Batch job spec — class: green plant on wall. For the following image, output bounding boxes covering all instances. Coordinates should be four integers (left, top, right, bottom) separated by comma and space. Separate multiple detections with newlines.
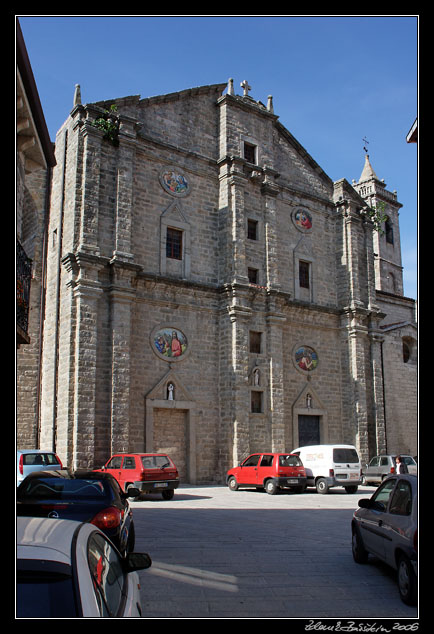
366, 200, 388, 234
92, 104, 120, 146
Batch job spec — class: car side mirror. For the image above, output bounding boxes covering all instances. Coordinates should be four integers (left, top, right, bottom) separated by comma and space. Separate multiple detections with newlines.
358, 498, 385, 512
358, 498, 371, 509
124, 552, 152, 572
126, 487, 140, 498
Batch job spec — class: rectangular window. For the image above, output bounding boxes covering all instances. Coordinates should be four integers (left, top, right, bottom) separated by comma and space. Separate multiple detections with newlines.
248, 268, 259, 284
247, 219, 258, 240
299, 261, 310, 289
251, 391, 263, 413
249, 331, 262, 354
244, 142, 256, 164
166, 228, 183, 260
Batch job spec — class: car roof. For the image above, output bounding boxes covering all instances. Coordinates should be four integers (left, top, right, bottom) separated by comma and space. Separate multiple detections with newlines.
19, 469, 116, 481
293, 444, 357, 450
17, 517, 90, 564
17, 449, 57, 455
111, 452, 169, 456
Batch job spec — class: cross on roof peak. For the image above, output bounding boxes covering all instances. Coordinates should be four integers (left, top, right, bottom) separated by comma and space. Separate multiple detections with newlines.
240, 80, 252, 97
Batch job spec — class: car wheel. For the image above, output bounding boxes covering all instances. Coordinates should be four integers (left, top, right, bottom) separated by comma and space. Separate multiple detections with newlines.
352, 525, 369, 564
397, 554, 417, 605
316, 478, 329, 494
162, 489, 174, 500
227, 477, 238, 491
265, 479, 278, 495
345, 485, 358, 494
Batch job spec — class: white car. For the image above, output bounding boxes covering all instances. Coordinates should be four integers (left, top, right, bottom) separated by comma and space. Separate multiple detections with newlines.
351, 474, 417, 605
291, 444, 362, 493
17, 449, 63, 486
17, 517, 151, 617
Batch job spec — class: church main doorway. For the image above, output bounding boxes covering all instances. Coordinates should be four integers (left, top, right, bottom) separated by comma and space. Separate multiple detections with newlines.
297, 415, 320, 447
153, 408, 188, 481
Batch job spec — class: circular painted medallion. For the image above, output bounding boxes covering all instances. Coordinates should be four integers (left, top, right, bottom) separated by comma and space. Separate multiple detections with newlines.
151, 326, 189, 362
292, 208, 313, 232
159, 168, 190, 197
294, 345, 318, 373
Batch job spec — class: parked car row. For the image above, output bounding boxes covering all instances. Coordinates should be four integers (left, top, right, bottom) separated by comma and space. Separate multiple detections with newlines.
226, 444, 363, 495
225, 444, 418, 607
16, 446, 418, 613
16, 449, 180, 618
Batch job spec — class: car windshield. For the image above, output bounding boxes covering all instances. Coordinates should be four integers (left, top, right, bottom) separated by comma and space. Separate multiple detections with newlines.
17, 562, 77, 617
333, 448, 359, 463
21, 453, 60, 466
279, 455, 302, 467
18, 477, 110, 500
141, 456, 171, 469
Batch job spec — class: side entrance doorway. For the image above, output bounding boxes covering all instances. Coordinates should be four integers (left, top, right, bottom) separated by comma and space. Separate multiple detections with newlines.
298, 415, 320, 447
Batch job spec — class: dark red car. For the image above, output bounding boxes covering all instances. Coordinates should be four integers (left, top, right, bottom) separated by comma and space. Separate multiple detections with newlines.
227, 452, 307, 494
96, 453, 179, 500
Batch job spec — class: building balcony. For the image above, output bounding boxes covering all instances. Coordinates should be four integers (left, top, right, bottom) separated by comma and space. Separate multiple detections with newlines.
17, 239, 32, 345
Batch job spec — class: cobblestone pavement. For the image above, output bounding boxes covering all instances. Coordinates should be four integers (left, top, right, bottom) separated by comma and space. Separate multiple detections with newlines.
130, 485, 418, 620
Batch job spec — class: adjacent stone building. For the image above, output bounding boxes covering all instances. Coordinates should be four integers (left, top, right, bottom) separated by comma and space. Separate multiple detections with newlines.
16, 20, 56, 448
20, 78, 417, 482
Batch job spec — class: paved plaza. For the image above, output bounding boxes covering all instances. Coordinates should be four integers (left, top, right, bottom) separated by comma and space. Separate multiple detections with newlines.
130, 484, 418, 620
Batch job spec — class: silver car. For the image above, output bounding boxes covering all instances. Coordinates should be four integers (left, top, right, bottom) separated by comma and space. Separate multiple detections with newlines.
17, 517, 151, 617
362, 454, 417, 485
17, 449, 63, 486
351, 474, 417, 605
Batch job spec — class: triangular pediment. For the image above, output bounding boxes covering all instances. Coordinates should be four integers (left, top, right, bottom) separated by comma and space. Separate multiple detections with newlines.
146, 368, 194, 403
161, 200, 189, 226
293, 383, 325, 412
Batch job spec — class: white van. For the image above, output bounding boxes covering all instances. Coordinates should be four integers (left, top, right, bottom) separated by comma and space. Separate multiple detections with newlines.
291, 444, 362, 494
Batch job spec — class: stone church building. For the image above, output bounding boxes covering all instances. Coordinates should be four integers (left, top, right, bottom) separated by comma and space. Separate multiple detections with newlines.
20, 79, 417, 483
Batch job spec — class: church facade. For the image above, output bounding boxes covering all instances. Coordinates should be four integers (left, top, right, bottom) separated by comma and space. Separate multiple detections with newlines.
26, 79, 416, 483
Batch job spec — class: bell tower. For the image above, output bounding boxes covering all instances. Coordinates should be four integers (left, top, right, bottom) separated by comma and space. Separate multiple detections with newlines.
353, 153, 404, 296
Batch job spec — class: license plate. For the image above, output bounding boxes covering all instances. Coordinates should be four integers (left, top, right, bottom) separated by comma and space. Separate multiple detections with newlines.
287, 479, 298, 484
154, 482, 168, 488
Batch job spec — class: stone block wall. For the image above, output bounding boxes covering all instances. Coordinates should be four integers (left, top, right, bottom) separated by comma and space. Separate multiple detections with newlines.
33, 81, 416, 481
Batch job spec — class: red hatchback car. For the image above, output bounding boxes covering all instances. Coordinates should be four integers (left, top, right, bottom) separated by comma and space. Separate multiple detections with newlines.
227, 452, 307, 494
96, 453, 180, 500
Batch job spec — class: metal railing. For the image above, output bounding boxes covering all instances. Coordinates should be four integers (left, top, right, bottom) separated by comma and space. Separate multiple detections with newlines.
17, 239, 32, 335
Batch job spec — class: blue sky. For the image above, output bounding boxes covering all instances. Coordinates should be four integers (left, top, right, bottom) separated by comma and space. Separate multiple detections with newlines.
18, 15, 418, 300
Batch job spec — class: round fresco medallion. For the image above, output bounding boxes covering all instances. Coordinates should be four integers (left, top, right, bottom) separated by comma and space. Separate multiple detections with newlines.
294, 345, 318, 373
292, 208, 313, 232
159, 168, 190, 197
151, 327, 189, 362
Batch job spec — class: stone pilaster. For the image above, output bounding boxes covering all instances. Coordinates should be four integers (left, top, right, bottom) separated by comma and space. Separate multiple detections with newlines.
369, 322, 387, 456
261, 167, 281, 290
72, 252, 104, 468
113, 117, 138, 261
218, 282, 252, 467
344, 308, 370, 465
78, 122, 103, 255
266, 293, 286, 451
108, 261, 139, 454
228, 159, 249, 285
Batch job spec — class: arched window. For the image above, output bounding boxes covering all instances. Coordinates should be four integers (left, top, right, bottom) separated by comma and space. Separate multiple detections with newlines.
385, 217, 394, 244
402, 337, 416, 364
402, 341, 410, 363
